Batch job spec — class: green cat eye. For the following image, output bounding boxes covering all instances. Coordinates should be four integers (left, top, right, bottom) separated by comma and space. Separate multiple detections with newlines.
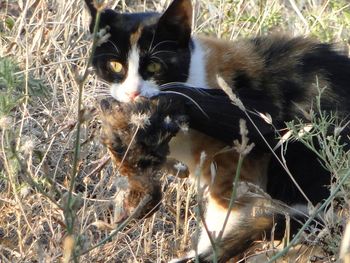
146, 62, 161, 73
109, 61, 123, 73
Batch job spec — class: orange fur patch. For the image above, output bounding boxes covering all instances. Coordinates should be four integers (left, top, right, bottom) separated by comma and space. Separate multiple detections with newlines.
198, 36, 264, 89
130, 26, 143, 46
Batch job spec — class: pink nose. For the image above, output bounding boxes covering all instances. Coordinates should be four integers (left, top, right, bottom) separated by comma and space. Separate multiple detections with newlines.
127, 91, 140, 100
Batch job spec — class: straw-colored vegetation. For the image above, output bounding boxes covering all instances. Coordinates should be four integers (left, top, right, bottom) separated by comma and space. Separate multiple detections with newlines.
0, 0, 349, 262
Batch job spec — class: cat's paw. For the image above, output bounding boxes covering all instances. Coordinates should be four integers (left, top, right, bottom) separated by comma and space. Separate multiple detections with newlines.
169, 250, 196, 263
162, 158, 189, 178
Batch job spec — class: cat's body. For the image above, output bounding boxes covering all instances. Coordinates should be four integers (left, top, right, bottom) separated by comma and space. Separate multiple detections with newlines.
85, 0, 350, 262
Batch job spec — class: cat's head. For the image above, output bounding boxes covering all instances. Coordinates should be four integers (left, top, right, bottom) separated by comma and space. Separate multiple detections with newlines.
85, 0, 193, 102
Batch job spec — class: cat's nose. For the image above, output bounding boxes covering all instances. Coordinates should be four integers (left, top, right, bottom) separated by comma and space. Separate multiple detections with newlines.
127, 91, 140, 100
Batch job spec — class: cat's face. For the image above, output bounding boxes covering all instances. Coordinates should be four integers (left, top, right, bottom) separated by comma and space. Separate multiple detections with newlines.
86, 0, 193, 102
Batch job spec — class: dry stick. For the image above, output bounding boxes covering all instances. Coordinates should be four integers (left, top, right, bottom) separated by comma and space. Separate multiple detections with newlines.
267, 168, 350, 263
85, 155, 110, 178
1, 130, 39, 240
116, 125, 140, 173
77, 194, 152, 257
288, 0, 309, 32
15, 9, 30, 152
21, 159, 64, 210
14, 57, 86, 75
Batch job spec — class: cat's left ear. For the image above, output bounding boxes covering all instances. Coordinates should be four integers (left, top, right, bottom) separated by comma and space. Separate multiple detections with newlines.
157, 0, 193, 46
84, 0, 97, 32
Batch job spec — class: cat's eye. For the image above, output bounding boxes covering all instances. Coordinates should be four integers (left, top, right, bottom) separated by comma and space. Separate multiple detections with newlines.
109, 61, 123, 73
146, 62, 161, 73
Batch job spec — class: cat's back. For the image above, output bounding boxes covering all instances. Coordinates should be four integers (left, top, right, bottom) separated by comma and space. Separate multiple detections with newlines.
197, 34, 350, 113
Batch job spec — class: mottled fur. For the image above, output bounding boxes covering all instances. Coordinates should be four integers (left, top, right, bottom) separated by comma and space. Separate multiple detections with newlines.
99, 96, 187, 219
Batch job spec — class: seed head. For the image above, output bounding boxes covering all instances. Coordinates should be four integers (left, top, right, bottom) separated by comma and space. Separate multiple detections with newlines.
0, 116, 12, 130
130, 112, 151, 129
21, 138, 35, 155
173, 161, 187, 172
233, 119, 255, 155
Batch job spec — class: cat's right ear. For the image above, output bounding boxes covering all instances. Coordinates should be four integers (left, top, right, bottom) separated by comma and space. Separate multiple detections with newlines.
84, 0, 97, 32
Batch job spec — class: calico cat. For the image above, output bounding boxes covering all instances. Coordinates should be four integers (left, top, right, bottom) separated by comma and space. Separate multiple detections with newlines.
85, 0, 350, 262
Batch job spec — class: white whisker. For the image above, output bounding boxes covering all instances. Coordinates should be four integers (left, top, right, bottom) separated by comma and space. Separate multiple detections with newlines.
96, 79, 110, 86
149, 40, 177, 54
160, 82, 188, 87
107, 40, 120, 55
90, 92, 110, 96
159, 91, 209, 118
93, 53, 119, 59
159, 83, 211, 95
151, 50, 177, 56
148, 30, 156, 53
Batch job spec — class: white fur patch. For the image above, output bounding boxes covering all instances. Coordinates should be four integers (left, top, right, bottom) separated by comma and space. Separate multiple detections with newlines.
110, 45, 159, 102
170, 197, 240, 262
185, 38, 208, 88
197, 197, 240, 255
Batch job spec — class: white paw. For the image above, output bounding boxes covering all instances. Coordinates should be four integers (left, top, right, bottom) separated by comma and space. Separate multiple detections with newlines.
168, 250, 195, 263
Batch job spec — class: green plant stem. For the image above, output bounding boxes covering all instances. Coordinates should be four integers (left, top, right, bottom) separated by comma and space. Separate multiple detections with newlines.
221, 79, 312, 205
65, 9, 102, 234
62, 7, 103, 263
217, 153, 244, 243
267, 168, 350, 263
197, 203, 218, 262
193, 153, 219, 262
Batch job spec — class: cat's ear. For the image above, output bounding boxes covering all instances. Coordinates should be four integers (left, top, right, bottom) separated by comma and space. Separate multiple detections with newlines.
84, 0, 97, 32
157, 0, 192, 46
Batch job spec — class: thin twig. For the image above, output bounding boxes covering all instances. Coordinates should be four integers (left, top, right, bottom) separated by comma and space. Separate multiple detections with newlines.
77, 194, 152, 257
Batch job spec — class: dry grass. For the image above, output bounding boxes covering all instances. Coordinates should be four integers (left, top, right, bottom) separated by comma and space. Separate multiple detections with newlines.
0, 0, 350, 262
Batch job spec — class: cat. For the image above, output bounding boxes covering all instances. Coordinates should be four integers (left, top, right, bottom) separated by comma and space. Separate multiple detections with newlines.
84, 0, 350, 262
